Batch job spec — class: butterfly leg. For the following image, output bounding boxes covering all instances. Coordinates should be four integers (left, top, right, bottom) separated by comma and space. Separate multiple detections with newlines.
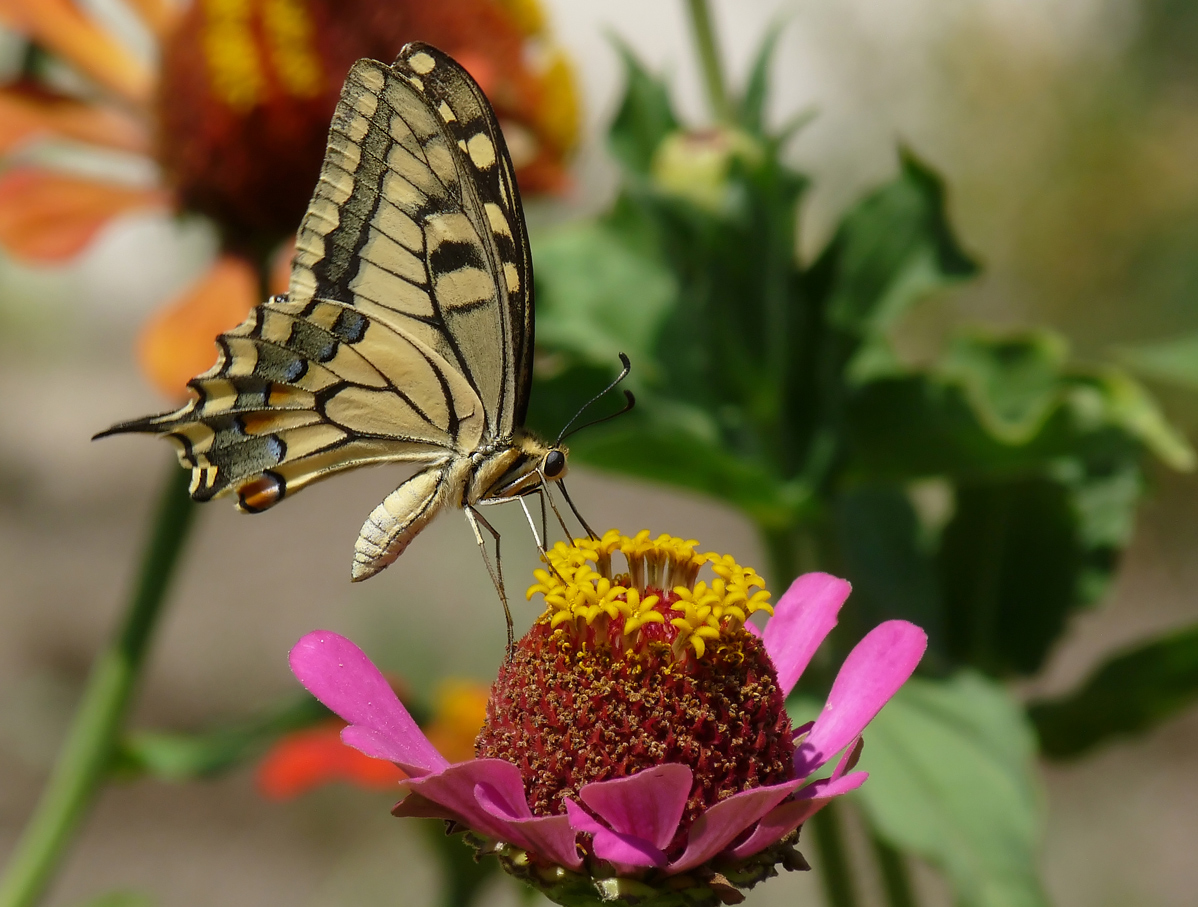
520, 490, 578, 585
517, 493, 546, 554
542, 483, 575, 540
464, 505, 513, 654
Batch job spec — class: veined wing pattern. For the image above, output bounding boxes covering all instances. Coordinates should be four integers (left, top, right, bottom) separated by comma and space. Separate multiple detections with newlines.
100, 44, 536, 522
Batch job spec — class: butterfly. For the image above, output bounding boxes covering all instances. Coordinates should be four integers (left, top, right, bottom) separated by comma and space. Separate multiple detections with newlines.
97, 43, 631, 643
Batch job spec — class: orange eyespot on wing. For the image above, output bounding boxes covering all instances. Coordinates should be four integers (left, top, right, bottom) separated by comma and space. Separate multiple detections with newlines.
237, 472, 286, 513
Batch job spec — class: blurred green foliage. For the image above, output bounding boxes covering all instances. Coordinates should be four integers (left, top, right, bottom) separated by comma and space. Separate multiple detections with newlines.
523, 34, 1198, 907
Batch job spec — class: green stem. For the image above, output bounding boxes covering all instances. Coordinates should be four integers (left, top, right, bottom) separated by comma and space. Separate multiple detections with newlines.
683, 0, 733, 123
809, 802, 859, 907
872, 834, 919, 907
425, 821, 495, 907
0, 466, 196, 907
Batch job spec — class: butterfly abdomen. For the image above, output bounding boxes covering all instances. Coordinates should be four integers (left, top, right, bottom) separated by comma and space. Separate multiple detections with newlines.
352, 463, 459, 581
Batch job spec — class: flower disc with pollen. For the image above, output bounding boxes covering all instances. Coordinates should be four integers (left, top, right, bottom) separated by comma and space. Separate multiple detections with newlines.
288, 536, 930, 905
477, 532, 795, 858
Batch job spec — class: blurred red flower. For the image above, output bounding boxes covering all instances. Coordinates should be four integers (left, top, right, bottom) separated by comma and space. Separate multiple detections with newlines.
0, 0, 578, 396
257, 678, 489, 800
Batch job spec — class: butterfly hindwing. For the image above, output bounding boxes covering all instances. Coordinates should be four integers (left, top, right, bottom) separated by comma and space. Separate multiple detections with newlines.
99, 298, 485, 510
289, 43, 533, 442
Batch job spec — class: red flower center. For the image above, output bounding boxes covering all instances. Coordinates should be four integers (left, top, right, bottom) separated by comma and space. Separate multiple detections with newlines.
476, 533, 795, 858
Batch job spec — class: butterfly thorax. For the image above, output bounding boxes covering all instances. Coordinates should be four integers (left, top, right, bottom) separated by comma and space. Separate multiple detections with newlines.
461, 433, 566, 506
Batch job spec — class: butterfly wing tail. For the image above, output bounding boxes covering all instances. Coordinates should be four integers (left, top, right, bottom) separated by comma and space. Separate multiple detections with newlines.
93, 405, 195, 441
352, 464, 451, 582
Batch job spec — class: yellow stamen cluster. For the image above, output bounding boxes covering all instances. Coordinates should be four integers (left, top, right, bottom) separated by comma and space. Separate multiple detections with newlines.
526, 530, 774, 660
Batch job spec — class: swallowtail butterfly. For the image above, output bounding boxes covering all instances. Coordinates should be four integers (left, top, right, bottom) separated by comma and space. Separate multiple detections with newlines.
99, 44, 629, 641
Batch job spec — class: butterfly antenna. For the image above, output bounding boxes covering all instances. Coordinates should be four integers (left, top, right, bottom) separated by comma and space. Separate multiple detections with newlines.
555, 353, 634, 446
556, 479, 598, 540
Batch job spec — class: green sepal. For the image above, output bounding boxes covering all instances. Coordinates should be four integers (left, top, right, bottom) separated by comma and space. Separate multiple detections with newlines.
736, 25, 783, 136
608, 40, 680, 175
479, 830, 808, 907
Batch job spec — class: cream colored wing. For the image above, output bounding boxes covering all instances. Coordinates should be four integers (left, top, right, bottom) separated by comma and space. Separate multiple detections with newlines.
97, 298, 483, 511
289, 44, 534, 441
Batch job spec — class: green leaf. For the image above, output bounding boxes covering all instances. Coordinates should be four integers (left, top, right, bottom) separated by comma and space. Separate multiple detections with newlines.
938, 478, 1082, 676
849, 673, 1050, 907
843, 335, 1193, 482
1029, 623, 1198, 758
830, 486, 943, 655
1087, 369, 1195, 471
112, 694, 329, 781
533, 221, 677, 379
607, 41, 680, 175
1118, 331, 1198, 392
810, 148, 977, 380
938, 331, 1192, 468
938, 331, 1069, 445
565, 415, 806, 530
844, 377, 1120, 482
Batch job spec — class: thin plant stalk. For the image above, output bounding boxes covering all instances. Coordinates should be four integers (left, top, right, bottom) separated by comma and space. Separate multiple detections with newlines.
0, 466, 196, 907
872, 833, 919, 907
683, 0, 733, 123
809, 802, 860, 907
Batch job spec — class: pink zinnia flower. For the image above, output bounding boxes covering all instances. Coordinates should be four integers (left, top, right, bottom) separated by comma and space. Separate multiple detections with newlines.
289, 531, 926, 904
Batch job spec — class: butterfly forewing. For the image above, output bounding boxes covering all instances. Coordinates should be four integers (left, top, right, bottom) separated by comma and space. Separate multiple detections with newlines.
100, 43, 535, 521
289, 44, 533, 441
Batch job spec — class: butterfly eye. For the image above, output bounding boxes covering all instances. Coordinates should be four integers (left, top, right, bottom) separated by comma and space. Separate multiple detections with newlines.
543, 450, 566, 479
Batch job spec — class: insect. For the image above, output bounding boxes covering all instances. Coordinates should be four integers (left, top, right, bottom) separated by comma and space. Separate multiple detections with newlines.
97, 43, 631, 646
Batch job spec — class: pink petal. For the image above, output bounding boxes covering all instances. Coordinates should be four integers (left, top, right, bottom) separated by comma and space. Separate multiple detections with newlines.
763, 573, 853, 696
566, 800, 667, 872
726, 771, 869, 860
794, 621, 926, 777
396, 760, 580, 867
391, 791, 453, 820
398, 759, 528, 841
796, 770, 868, 802
668, 779, 801, 874
289, 631, 448, 777
475, 786, 582, 869
580, 764, 692, 849
831, 737, 864, 779
726, 799, 812, 859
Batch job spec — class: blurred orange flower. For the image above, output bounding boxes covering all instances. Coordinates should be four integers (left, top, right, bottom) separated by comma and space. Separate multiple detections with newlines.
256, 678, 489, 800
0, 0, 578, 397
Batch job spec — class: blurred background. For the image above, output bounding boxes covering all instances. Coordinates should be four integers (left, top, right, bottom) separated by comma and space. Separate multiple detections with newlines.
0, 1, 1196, 905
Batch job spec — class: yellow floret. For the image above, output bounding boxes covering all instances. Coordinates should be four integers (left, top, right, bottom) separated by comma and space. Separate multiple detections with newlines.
526, 530, 775, 662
